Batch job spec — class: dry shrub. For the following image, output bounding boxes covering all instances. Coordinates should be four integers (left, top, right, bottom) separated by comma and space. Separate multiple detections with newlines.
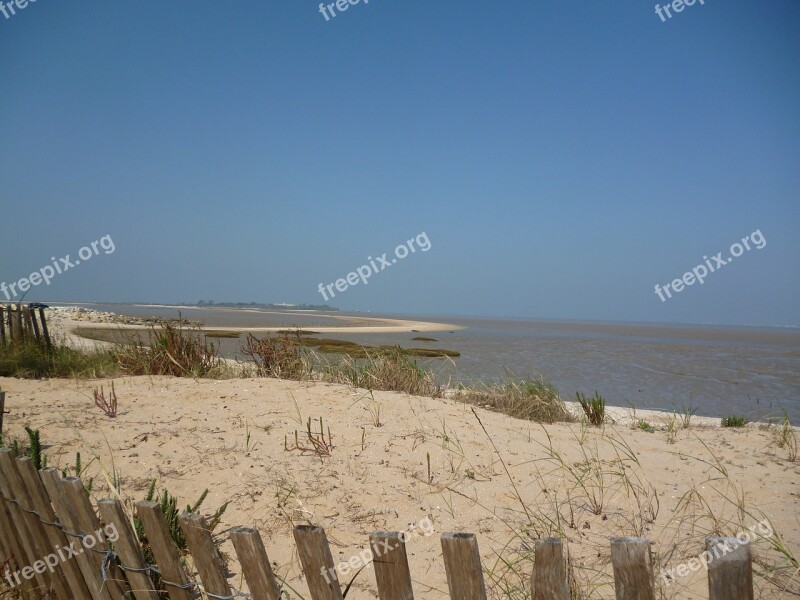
242, 332, 312, 380
324, 347, 443, 397
455, 377, 573, 423
116, 322, 222, 377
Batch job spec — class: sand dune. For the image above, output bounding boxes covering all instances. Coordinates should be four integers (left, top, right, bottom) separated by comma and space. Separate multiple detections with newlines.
0, 376, 797, 598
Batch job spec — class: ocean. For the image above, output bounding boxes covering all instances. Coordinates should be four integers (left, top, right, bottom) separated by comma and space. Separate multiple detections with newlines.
70, 304, 800, 422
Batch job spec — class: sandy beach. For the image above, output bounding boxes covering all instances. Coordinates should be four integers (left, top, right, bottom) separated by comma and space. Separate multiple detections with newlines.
0, 375, 796, 599
44, 305, 464, 341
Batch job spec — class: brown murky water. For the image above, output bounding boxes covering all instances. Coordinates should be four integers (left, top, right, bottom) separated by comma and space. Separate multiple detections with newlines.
75, 304, 800, 421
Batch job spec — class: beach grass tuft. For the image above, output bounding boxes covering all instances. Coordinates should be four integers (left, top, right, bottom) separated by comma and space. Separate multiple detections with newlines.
242, 331, 313, 380
721, 415, 748, 428
455, 377, 573, 423
576, 391, 606, 426
115, 322, 224, 378
0, 338, 118, 379
323, 347, 443, 397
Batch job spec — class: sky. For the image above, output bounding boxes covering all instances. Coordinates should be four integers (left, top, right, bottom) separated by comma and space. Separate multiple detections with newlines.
1, 0, 798, 326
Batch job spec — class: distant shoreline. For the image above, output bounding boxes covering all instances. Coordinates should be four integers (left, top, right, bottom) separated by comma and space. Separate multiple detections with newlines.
47, 303, 465, 335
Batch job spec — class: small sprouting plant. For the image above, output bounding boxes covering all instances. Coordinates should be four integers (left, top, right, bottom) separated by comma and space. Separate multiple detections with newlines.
244, 419, 256, 452
23, 427, 47, 470
284, 417, 334, 457
665, 414, 679, 444
722, 415, 748, 428
777, 413, 797, 462
134, 480, 227, 561
576, 391, 605, 426
680, 400, 698, 429
365, 391, 383, 428
427, 452, 433, 486
62, 452, 95, 491
93, 381, 118, 417
636, 420, 655, 433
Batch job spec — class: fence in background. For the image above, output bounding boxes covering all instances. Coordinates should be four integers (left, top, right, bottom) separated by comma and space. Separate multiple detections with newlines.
0, 449, 755, 600
0, 303, 51, 350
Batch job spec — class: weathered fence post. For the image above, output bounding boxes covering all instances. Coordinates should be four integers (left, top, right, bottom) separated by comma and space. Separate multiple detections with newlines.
135, 500, 197, 600
59, 477, 130, 599
39, 468, 113, 600
0, 389, 6, 436
532, 538, 569, 600
0, 457, 33, 593
0, 455, 51, 593
0, 305, 6, 348
29, 304, 42, 344
0, 450, 69, 600
37, 305, 52, 349
610, 537, 656, 600
22, 306, 36, 344
10, 305, 23, 345
97, 499, 161, 600
15, 457, 92, 600
293, 525, 344, 600
370, 531, 415, 600
441, 532, 488, 600
179, 512, 232, 600
230, 527, 282, 600
706, 537, 754, 600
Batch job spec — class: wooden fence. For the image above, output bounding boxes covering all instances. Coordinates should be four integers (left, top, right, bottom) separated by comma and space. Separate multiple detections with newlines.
0, 303, 51, 349
0, 451, 755, 600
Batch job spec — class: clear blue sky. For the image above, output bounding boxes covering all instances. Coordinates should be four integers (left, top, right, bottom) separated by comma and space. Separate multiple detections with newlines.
1, 0, 798, 326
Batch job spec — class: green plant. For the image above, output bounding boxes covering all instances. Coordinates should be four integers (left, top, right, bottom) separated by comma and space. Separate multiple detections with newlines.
665, 414, 679, 444
679, 400, 698, 429
134, 480, 228, 564
116, 322, 223, 378
23, 427, 47, 470
0, 340, 118, 379
284, 417, 334, 457
721, 415, 748, 428
454, 376, 573, 423
2, 427, 48, 469
242, 331, 312, 380
777, 413, 797, 462
324, 347, 442, 397
244, 419, 255, 452
576, 391, 605, 426
93, 381, 118, 417
365, 392, 382, 428
636, 420, 655, 433
62, 452, 95, 492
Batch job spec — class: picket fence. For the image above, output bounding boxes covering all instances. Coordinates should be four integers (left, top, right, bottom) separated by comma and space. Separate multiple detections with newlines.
0, 449, 754, 600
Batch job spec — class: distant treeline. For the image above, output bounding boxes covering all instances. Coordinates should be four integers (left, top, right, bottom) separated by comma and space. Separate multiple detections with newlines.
194, 301, 338, 311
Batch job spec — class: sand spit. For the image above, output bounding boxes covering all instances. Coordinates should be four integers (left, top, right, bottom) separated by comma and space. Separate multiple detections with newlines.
44, 305, 463, 347
0, 376, 797, 599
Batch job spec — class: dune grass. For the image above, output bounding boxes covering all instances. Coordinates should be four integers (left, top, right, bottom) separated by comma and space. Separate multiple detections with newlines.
114, 322, 228, 378
296, 335, 460, 358
4, 325, 570, 424
454, 376, 573, 423
323, 347, 444, 397
0, 339, 118, 379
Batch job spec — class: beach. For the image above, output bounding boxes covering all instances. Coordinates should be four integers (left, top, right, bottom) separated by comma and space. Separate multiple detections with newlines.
0, 374, 797, 599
